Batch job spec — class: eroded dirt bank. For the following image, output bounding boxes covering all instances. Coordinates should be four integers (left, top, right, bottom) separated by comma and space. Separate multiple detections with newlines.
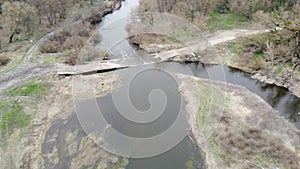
178, 75, 300, 169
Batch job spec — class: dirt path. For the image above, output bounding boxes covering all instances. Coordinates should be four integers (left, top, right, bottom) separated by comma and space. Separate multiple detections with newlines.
154, 29, 266, 61
0, 32, 55, 93
22, 33, 54, 64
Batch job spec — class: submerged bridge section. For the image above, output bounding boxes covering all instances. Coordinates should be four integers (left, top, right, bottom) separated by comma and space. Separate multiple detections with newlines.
56, 61, 131, 76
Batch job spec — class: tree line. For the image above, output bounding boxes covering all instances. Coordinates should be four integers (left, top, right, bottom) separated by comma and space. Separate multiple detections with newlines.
139, 0, 298, 26
0, 0, 96, 48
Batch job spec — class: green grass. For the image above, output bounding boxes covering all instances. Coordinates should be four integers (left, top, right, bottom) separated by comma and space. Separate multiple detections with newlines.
0, 100, 31, 135
5, 81, 47, 97
252, 51, 265, 58
227, 42, 242, 56
277, 66, 283, 73
207, 10, 250, 32
195, 83, 225, 131
0, 80, 47, 135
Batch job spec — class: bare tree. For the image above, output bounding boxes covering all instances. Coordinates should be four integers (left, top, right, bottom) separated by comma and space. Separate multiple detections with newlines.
1, 1, 37, 43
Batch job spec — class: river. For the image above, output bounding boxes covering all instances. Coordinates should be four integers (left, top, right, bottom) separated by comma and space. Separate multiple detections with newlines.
92, 0, 300, 168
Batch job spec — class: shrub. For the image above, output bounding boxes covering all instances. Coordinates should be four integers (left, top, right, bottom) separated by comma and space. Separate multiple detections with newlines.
63, 36, 85, 50
51, 29, 71, 43
77, 26, 90, 37
0, 55, 10, 66
65, 56, 78, 66
89, 31, 102, 45
40, 40, 59, 53
77, 44, 108, 63
86, 7, 101, 24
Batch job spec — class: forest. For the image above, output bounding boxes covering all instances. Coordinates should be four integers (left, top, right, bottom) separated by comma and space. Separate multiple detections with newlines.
0, 0, 102, 46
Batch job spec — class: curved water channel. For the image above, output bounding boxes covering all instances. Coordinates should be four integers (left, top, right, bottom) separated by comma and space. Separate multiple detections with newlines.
49, 0, 299, 168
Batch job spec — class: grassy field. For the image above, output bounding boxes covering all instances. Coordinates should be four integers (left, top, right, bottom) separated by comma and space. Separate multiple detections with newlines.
4, 81, 47, 97
207, 10, 251, 32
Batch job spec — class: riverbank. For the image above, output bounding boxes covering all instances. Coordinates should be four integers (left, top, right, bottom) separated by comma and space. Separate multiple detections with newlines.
215, 41, 300, 98
36, 0, 122, 65
178, 74, 300, 169
0, 74, 127, 169
128, 29, 300, 98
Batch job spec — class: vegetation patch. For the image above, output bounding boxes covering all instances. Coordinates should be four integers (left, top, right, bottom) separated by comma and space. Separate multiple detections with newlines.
34, 0, 119, 65
207, 10, 250, 31
4, 81, 47, 97
222, 34, 267, 70
210, 113, 300, 169
225, 29, 300, 80
227, 42, 242, 56
0, 100, 31, 135
0, 55, 11, 66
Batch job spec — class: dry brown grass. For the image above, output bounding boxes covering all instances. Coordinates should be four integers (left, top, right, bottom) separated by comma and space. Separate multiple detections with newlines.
130, 33, 176, 45
212, 112, 300, 169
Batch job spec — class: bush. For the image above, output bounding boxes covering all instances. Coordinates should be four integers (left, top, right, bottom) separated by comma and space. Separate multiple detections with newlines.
77, 26, 90, 37
89, 31, 102, 45
77, 44, 108, 63
86, 7, 101, 24
0, 55, 10, 66
63, 36, 85, 50
40, 40, 59, 53
51, 29, 71, 43
65, 56, 78, 65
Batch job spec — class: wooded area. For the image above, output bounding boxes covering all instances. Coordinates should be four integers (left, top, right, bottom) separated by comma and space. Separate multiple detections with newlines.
138, 0, 300, 77
0, 0, 299, 72
0, 0, 96, 47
